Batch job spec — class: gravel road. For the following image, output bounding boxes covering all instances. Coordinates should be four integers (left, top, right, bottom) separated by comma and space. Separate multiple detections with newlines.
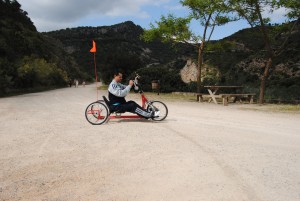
1, 85, 300, 201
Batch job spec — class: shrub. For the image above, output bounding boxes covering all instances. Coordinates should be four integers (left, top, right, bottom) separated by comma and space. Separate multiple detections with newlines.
16, 56, 68, 88
132, 66, 188, 93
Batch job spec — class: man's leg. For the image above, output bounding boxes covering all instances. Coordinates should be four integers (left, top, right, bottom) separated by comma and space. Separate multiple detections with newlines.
119, 101, 152, 118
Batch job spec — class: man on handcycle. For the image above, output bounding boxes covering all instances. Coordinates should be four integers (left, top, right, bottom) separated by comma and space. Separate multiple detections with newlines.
108, 71, 159, 119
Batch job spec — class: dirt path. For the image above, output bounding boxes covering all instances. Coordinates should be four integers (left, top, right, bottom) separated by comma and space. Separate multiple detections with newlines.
1, 85, 300, 201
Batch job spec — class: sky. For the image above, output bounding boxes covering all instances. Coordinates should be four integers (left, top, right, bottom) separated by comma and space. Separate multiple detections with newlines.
18, 0, 290, 40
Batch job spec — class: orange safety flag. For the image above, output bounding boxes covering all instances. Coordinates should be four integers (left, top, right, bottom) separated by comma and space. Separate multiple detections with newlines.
90, 40, 96, 53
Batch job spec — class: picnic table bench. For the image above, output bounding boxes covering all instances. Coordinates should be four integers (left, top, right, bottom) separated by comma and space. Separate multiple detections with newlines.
220, 93, 255, 106
197, 93, 222, 102
197, 86, 255, 106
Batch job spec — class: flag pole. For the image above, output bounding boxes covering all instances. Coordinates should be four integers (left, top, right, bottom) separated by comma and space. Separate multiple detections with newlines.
93, 52, 98, 100
90, 40, 98, 101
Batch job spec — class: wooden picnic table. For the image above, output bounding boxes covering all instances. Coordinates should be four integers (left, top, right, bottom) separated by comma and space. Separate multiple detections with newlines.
197, 86, 255, 105
204, 86, 243, 104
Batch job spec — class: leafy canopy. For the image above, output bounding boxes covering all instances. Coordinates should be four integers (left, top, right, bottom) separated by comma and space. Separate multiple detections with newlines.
277, 0, 300, 19
142, 14, 193, 43
181, 0, 234, 26
142, 0, 235, 44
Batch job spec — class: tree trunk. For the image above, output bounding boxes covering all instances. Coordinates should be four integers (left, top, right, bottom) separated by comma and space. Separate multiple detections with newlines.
259, 57, 272, 104
255, 2, 274, 105
196, 14, 211, 93
197, 43, 204, 93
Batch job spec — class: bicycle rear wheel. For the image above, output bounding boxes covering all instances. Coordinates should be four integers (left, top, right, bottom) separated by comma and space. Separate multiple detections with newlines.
85, 101, 109, 125
147, 101, 168, 121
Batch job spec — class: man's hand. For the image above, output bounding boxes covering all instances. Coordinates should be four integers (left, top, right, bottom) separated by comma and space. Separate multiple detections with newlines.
129, 80, 134, 87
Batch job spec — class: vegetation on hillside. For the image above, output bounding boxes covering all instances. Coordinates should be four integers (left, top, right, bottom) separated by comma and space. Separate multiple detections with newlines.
0, 0, 84, 96
44, 21, 194, 85
228, 0, 299, 104
142, 0, 299, 103
203, 23, 300, 101
1, 0, 299, 102
142, 0, 237, 93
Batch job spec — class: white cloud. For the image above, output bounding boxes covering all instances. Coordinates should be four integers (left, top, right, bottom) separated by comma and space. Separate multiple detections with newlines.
18, 0, 170, 31
164, 5, 185, 11
262, 6, 290, 23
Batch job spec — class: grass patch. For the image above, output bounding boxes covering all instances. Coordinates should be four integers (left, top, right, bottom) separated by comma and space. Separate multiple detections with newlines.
267, 104, 300, 112
240, 104, 300, 113
141, 92, 196, 102
98, 85, 109, 90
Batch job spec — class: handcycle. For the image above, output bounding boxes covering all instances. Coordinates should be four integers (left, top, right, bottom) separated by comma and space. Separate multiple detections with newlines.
85, 74, 168, 125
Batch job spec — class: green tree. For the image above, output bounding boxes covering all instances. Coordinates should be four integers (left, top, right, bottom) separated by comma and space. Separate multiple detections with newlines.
279, 0, 300, 19
0, 0, 84, 95
142, 0, 235, 93
230, 0, 299, 104
17, 56, 68, 88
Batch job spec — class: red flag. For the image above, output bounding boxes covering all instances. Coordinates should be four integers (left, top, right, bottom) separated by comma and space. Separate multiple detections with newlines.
90, 40, 96, 53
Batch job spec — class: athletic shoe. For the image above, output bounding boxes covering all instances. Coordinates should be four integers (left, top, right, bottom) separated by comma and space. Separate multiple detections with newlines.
151, 110, 160, 119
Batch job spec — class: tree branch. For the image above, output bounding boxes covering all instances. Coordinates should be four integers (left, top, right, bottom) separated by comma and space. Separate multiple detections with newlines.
207, 24, 216, 42
255, 1, 274, 58
202, 13, 212, 43
275, 19, 299, 56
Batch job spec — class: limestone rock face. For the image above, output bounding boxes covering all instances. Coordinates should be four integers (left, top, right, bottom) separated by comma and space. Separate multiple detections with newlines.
180, 59, 198, 83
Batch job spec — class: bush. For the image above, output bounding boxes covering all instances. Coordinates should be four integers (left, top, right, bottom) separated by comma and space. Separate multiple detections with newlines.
132, 66, 188, 93
16, 56, 68, 88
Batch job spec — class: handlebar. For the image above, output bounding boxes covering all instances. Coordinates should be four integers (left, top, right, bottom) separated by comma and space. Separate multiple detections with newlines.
135, 74, 140, 80
133, 73, 140, 85
133, 73, 142, 93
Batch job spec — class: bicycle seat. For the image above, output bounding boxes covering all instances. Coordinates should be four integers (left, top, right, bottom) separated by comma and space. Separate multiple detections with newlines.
102, 96, 112, 111
102, 96, 124, 114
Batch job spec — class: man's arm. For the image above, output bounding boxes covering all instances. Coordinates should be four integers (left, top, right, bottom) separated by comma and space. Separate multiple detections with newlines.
119, 83, 127, 89
108, 81, 133, 97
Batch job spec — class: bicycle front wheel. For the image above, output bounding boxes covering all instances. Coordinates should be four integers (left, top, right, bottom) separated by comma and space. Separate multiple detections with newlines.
147, 101, 168, 121
85, 101, 109, 125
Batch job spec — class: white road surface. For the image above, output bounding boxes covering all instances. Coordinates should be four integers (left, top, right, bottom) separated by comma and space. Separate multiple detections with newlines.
0, 85, 300, 201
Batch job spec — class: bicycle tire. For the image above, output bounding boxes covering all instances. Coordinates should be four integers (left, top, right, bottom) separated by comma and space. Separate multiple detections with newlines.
85, 101, 109, 125
147, 101, 168, 121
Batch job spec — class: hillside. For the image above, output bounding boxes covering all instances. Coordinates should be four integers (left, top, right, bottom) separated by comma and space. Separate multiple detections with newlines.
44, 21, 194, 84
0, 0, 84, 96
46, 20, 300, 100
1, 0, 299, 101
202, 23, 300, 101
